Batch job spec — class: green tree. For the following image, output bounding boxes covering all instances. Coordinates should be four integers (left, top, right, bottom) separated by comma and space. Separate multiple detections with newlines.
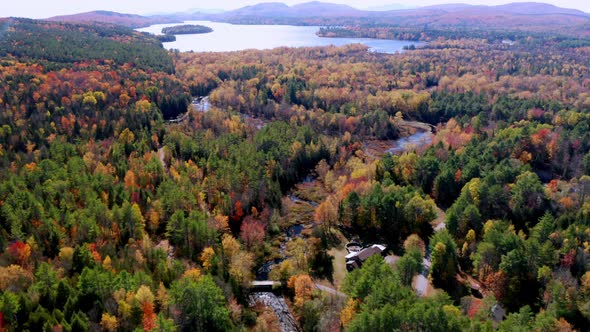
170, 275, 232, 332
429, 230, 458, 288
0, 291, 20, 330
404, 193, 437, 238
396, 248, 422, 286
413, 154, 440, 194
509, 171, 546, 228
499, 306, 533, 332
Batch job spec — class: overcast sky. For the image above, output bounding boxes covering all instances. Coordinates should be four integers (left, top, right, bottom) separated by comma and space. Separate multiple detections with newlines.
3, 0, 589, 18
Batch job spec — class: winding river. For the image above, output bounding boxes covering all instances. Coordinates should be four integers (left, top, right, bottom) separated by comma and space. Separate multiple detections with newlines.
258, 123, 435, 279
165, 96, 436, 330
249, 122, 436, 331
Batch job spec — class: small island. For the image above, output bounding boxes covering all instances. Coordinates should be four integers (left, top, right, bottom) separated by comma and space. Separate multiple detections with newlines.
161, 24, 213, 35
155, 34, 176, 42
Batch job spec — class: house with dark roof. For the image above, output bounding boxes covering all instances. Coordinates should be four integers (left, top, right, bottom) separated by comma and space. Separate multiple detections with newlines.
345, 244, 386, 271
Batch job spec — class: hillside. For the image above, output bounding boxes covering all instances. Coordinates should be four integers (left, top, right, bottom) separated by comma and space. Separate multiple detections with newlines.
194, 1, 589, 36
46, 10, 179, 28
0, 17, 174, 73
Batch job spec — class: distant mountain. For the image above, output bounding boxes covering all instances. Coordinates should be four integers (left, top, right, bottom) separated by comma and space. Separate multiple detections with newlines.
196, 1, 589, 36
46, 11, 180, 28
419, 3, 477, 11
174, 8, 225, 15
418, 2, 587, 16
494, 2, 587, 16
227, 2, 290, 17
218, 1, 362, 18
208, 1, 588, 19
405, 2, 590, 31
365, 4, 416, 11
290, 2, 362, 16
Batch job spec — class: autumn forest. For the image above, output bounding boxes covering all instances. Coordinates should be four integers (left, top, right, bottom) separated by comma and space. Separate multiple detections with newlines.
1, 3, 590, 331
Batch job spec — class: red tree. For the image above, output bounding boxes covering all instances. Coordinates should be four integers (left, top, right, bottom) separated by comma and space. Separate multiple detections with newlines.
8, 241, 31, 265
240, 217, 265, 249
142, 302, 157, 331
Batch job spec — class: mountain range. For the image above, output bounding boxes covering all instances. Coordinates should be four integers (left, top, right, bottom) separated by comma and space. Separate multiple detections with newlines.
215, 1, 588, 17
41, 2, 590, 35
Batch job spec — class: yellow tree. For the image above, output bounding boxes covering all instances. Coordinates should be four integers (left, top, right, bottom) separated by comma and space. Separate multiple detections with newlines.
200, 247, 215, 272
100, 313, 118, 332
287, 274, 315, 309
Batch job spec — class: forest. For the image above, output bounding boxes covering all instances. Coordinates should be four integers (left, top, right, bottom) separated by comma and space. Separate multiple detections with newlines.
161, 25, 213, 35
0, 12, 590, 332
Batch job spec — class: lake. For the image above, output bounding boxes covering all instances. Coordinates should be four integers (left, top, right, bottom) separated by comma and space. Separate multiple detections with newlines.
137, 21, 418, 53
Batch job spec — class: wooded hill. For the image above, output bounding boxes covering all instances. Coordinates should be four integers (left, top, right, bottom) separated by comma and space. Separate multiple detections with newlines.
46, 10, 179, 28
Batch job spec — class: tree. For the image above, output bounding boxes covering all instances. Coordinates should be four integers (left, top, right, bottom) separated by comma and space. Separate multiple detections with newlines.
170, 275, 232, 332
397, 248, 423, 286
429, 230, 458, 288
240, 218, 265, 250
578, 272, 590, 320
343, 254, 461, 332
167, 211, 216, 260
414, 155, 440, 193
200, 247, 216, 272
288, 274, 315, 309
340, 298, 360, 328
434, 168, 461, 208
0, 291, 20, 331
229, 251, 254, 287
221, 234, 240, 269
70, 311, 90, 332
498, 306, 533, 332
448, 203, 483, 242
343, 255, 394, 300
404, 194, 437, 238
509, 171, 546, 228
115, 202, 145, 244
473, 242, 500, 280
100, 313, 118, 332
7, 241, 31, 266
136, 285, 157, 331
315, 195, 339, 231
310, 248, 334, 282
403, 234, 426, 256
582, 153, 590, 175
0, 265, 33, 292
299, 299, 323, 332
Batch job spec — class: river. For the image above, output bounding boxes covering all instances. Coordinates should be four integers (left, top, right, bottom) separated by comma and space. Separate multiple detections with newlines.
167, 94, 436, 330
386, 129, 434, 154
137, 21, 420, 53
249, 120, 436, 331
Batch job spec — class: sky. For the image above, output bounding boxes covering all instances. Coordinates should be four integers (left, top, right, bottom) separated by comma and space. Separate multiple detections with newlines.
3, 0, 589, 19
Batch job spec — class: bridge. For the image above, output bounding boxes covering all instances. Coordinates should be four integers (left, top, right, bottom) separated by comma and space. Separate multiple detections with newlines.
250, 280, 282, 291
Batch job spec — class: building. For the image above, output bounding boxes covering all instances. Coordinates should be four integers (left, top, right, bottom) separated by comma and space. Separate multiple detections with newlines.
345, 244, 386, 271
